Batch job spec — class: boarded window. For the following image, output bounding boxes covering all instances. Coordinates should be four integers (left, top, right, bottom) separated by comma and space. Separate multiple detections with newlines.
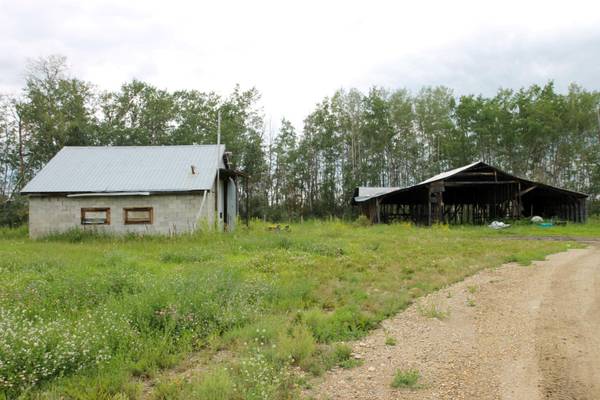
124, 207, 153, 224
81, 208, 110, 225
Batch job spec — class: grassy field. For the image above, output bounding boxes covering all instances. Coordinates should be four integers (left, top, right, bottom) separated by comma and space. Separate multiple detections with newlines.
492, 216, 600, 238
0, 219, 598, 399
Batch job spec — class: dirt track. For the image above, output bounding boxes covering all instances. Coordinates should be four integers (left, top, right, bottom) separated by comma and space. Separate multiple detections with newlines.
311, 244, 600, 400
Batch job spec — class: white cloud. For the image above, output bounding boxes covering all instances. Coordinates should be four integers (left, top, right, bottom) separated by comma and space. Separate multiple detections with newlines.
1, 0, 599, 129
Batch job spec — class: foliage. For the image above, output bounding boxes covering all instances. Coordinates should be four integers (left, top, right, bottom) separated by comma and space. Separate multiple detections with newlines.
0, 56, 267, 225
2, 56, 600, 225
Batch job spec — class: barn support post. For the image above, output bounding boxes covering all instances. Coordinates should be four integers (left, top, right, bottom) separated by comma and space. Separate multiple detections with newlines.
567, 202, 572, 222
427, 185, 432, 226
516, 182, 522, 219
428, 181, 444, 225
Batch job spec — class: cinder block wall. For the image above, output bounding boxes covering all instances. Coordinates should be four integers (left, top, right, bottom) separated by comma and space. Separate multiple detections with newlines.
28, 192, 215, 238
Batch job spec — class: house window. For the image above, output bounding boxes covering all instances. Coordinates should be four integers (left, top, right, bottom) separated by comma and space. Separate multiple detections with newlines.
81, 208, 110, 225
124, 207, 153, 224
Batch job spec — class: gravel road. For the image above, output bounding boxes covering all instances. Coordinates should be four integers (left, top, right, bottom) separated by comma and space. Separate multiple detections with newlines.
310, 244, 600, 400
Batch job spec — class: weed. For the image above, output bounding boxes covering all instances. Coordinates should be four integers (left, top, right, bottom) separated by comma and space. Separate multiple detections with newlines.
354, 215, 371, 227
467, 285, 478, 294
338, 358, 363, 369
299, 342, 356, 376
385, 337, 397, 346
274, 325, 316, 365
417, 304, 449, 320
466, 298, 476, 307
152, 380, 190, 400
192, 368, 234, 400
391, 369, 421, 388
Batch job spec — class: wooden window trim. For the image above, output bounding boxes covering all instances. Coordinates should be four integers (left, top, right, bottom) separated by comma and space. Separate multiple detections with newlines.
81, 207, 111, 225
124, 207, 154, 225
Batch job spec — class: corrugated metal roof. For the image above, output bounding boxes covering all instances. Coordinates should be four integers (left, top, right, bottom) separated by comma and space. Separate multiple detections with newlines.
354, 187, 401, 203
353, 160, 587, 202
22, 145, 226, 194
354, 162, 486, 202
418, 161, 482, 185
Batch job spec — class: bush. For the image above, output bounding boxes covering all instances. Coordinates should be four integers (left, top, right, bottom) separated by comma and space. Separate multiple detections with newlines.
0, 196, 28, 227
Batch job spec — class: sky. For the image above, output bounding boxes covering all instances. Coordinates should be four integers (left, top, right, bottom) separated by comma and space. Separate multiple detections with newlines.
1, 0, 600, 130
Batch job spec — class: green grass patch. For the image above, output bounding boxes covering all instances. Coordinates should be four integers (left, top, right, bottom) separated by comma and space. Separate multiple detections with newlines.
0, 220, 581, 398
391, 369, 421, 388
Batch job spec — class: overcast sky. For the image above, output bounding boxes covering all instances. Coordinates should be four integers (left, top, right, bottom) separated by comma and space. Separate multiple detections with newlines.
1, 0, 599, 130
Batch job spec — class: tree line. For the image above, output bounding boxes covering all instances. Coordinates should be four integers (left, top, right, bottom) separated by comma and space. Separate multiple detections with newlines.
1, 55, 599, 225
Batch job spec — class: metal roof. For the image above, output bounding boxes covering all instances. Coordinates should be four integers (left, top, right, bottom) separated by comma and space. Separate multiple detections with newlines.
419, 161, 481, 185
22, 145, 226, 194
354, 187, 401, 203
354, 161, 587, 203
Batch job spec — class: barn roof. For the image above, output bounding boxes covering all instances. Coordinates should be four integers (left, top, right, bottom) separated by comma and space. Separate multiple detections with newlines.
353, 161, 587, 203
354, 187, 401, 203
21, 145, 227, 194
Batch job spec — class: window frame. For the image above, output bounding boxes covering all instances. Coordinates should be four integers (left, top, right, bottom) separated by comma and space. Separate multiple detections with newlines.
81, 207, 111, 225
123, 207, 154, 225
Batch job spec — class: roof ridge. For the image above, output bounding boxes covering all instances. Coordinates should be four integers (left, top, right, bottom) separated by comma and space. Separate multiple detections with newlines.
63, 144, 224, 148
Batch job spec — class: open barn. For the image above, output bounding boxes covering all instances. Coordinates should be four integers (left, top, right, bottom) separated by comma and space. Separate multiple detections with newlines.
353, 161, 588, 225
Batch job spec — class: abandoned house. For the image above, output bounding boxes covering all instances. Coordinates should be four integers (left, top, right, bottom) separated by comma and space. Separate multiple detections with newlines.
21, 145, 239, 238
353, 161, 588, 225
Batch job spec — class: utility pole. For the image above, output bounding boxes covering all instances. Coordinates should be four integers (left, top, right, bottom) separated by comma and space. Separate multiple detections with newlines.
216, 110, 222, 231
596, 106, 600, 140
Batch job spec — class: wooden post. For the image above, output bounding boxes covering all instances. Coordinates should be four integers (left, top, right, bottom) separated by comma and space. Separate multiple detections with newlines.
427, 185, 432, 226
516, 182, 522, 219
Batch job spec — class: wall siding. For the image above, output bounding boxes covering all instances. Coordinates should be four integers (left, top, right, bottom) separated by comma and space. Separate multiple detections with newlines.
28, 192, 215, 238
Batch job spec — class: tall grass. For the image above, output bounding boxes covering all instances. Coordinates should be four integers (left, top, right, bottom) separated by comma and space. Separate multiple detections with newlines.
0, 220, 585, 398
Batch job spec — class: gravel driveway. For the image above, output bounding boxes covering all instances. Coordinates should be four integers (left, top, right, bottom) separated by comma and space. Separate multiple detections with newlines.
310, 244, 600, 400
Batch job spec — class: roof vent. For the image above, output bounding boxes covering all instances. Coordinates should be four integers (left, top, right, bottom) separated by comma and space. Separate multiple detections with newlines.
191, 165, 197, 175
